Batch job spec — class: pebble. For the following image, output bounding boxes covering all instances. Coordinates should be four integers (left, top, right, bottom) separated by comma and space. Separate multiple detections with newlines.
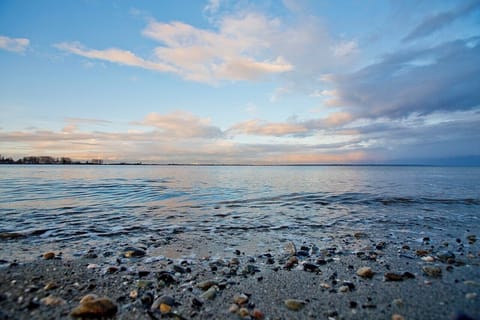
354, 232, 367, 239
284, 256, 298, 269
339, 285, 350, 292
416, 249, 430, 257
70, 296, 117, 318
229, 303, 239, 313
86, 263, 99, 269
79, 294, 98, 304
43, 252, 55, 260
122, 247, 146, 258
238, 307, 250, 317
151, 295, 176, 314
465, 292, 477, 300
466, 235, 476, 244
40, 295, 66, 306
357, 267, 374, 278
436, 251, 455, 263
129, 290, 138, 299
392, 314, 405, 320
384, 273, 404, 282
197, 280, 218, 290
303, 262, 319, 272
200, 286, 218, 300
284, 242, 297, 256
233, 293, 249, 305
284, 299, 306, 310
422, 266, 442, 277
43, 282, 58, 291
251, 308, 265, 319
421, 256, 435, 262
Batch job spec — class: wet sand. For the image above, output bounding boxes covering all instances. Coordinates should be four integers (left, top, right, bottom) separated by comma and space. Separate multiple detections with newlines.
0, 232, 479, 320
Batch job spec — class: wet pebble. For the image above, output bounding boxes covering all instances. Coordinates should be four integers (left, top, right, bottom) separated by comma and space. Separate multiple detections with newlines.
40, 295, 66, 306
151, 295, 176, 314
70, 296, 117, 318
437, 251, 455, 263
233, 293, 249, 305
357, 267, 374, 278
229, 303, 239, 313
43, 282, 58, 291
197, 280, 218, 290
284, 242, 297, 256
303, 262, 319, 272
392, 314, 405, 320
421, 256, 435, 262
43, 252, 55, 260
238, 307, 250, 317
384, 273, 404, 282
465, 292, 477, 300
284, 256, 298, 269
121, 247, 146, 258
200, 286, 218, 300
284, 299, 306, 310
251, 308, 264, 319
422, 266, 442, 278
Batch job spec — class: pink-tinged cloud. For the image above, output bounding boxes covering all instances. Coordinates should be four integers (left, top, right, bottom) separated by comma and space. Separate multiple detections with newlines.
0, 35, 29, 53
134, 111, 223, 138
230, 119, 308, 136
55, 42, 176, 73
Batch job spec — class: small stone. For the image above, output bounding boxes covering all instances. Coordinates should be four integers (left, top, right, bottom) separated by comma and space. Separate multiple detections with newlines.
465, 292, 477, 300
303, 262, 319, 272
376, 241, 386, 250
354, 232, 367, 239
122, 247, 146, 258
466, 234, 476, 244
349, 301, 358, 308
86, 263, 99, 269
151, 295, 176, 314
70, 297, 117, 318
251, 308, 265, 319
105, 266, 119, 274
284, 299, 306, 310
357, 267, 374, 278
392, 314, 405, 320
402, 272, 415, 279
229, 304, 239, 313
422, 266, 442, 277
421, 256, 435, 262
79, 294, 98, 304
384, 273, 404, 282
392, 298, 403, 306
197, 280, 218, 290
43, 282, 58, 291
43, 252, 55, 260
238, 307, 250, 317
200, 286, 217, 300
284, 256, 298, 269
339, 285, 349, 292
233, 293, 249, 305
437, 251, 455, 263
416, 249, 430, 256
129, 290, 138, 299
40, 295, 66, 306
284, 242, 297, 256
320, 283, 331, 289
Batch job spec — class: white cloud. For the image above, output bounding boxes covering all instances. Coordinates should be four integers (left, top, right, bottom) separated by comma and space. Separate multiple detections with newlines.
0, 35, 29, 53
204, 0, 221, 14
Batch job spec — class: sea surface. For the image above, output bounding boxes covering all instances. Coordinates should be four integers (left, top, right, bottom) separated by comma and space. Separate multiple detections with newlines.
1, 165, 479, 261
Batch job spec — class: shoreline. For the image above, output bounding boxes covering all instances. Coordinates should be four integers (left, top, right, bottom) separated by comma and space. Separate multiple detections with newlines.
1, 232, 478, 319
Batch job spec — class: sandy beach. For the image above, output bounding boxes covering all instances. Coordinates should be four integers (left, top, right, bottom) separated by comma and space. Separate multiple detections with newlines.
1, 231, 478, 320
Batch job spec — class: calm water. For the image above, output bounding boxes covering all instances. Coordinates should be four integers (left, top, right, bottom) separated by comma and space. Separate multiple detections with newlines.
1, 165, 479, 260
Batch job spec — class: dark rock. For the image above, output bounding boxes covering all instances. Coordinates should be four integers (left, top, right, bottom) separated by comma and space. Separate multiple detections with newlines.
384, 273, 403, 281
303, 263, 319, 272
349, 301, 358, 308
121, 247, 146, 258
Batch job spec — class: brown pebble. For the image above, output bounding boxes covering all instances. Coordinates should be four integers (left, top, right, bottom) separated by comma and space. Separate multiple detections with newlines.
129, 290, 138, 299
40, 295, 66, 306
354, 232, 368, 238
197, 280, 218, 290
238, 307, 250, 317
284, 256, 298, 269
233, 293, 249, 305
79, 294, 98, 304
251, 308, 265, 319
229, 304, 239, 313
392, 314, 405, 320
43, 252, 55, 260
43, 282, 58, 291
357, 267, 374, 278
384, 273, 403, 282
416, 249, 430, 257
422, 266, 442, 277
284, 299, 306, 310
70, 297, 117, 318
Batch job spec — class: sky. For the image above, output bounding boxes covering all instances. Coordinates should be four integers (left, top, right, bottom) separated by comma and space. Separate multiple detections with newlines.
0, 0, 479, 164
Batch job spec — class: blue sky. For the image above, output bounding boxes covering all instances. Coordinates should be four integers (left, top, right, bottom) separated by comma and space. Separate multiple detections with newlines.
1, 0, 479, 164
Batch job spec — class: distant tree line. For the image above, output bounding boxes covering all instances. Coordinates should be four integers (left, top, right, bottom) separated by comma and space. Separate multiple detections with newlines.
0, 155, 103, 165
